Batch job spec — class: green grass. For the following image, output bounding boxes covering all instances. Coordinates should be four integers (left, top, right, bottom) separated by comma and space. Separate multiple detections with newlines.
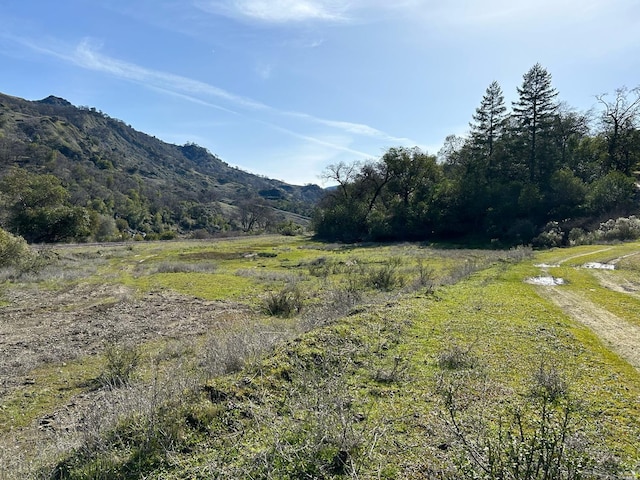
4, 237, 640, 478
158, 259, 640, 477
122, 271, 260, 301
0, 356, 103, 431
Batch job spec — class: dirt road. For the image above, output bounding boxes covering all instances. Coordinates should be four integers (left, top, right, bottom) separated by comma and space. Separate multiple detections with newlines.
533, 250, 640, 372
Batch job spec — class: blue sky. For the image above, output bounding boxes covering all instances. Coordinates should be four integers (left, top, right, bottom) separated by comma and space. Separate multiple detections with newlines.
1, 1, 639, 185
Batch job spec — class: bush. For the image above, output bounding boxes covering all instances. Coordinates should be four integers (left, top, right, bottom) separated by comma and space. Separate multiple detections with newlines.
99, 342, 140, 388
278, 220, 304, 236
437, 345, 478, 370
567, 216, 640, 246
0, 228, 33, 268
436, 364, 615, 479
264, 285, 304, 317
365, 263, 400, 291
533, 221, 564, 248
597, 216, 640, 242
568, 227, 587, 246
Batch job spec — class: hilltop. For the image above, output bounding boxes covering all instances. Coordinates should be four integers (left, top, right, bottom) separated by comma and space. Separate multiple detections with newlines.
0, 92, 324, 241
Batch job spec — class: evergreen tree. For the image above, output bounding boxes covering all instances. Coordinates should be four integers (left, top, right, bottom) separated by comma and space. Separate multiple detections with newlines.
470, 80, 507, 166
512, 63, 558, 182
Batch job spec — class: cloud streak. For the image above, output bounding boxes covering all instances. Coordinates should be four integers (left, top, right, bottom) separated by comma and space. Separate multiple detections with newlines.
195, 0, 348, 23
7, 35, 405, 158
74, 39, 269, 111
68, 39, 413, 148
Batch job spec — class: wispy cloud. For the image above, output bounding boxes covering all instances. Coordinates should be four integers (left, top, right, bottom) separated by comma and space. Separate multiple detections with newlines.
195, 0, 348, 23
70, 39, 411, 146
8, 35, 411, 157
284, 112, 418, 144
74, 39, 268, 110
255, 61, 274, 80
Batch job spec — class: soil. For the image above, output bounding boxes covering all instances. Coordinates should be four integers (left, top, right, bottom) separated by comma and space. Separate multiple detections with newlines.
0, 282, 252, 397
544, 285, 640, 370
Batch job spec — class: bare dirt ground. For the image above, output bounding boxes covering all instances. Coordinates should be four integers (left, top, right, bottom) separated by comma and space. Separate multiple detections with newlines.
0, 282, 252, 397
0, 278, 257, 474
542, 285, 640, 370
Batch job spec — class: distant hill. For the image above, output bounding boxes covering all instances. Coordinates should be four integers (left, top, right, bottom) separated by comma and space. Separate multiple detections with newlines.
0, 92, 324, 241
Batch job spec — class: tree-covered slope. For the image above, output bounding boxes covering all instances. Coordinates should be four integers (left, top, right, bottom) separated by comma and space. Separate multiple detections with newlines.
0, 92, 324, 241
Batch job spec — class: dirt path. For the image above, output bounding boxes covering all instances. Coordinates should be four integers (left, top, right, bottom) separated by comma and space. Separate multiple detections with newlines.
541, 285, 640, 371
533, 248, 640, 372
591, 270, 640, 298
557, 247, 613, 264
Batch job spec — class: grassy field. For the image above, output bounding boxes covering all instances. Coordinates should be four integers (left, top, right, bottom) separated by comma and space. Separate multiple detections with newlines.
1, 236, 639, 479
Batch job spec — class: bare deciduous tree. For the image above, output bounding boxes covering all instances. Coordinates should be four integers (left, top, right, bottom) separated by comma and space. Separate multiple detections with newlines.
596, 86, 640, 174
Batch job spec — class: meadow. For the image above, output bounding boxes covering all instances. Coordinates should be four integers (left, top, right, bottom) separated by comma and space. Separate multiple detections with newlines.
0, 236, 639, 479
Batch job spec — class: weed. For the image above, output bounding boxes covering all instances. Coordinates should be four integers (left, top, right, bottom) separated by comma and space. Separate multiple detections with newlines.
366, 263, 401, 291
151, 261, 217, 274
264, 284, 304, 317
442, 259, 482, 285
99, 342, 140, 388
235, 268, 302, 283
438, 344, 479, 370
374, 355, 408, 383
436, 364, 616, 480
415, 257, 437, 292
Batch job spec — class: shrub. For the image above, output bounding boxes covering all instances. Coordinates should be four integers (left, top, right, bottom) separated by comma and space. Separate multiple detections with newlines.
568, 227, 587, 246
0, 228, 34, 268
437, 364, 615, 479
437, 344, 478, 370
159, 230, 177, 240
151, 261, 217, 274
264, 285, 304, 317
415, 258, 436, 291
597, 216, 640, 241
533, 221, 564, 248
278, 220, 304, 236
365, 263, 400, 291
99, 342, 140, 388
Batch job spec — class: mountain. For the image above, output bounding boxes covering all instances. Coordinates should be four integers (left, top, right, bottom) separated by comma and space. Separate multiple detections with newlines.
0, 92, 324, 241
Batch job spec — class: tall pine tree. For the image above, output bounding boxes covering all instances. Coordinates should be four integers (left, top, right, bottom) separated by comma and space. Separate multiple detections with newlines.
512, 63, 558, 182
470, 80, 507, 165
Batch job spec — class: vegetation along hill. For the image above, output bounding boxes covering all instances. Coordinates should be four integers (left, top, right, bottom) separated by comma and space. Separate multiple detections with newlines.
0, 92, 324, 242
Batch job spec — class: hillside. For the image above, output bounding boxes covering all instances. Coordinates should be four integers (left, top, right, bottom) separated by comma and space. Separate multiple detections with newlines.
0, 92, 324, 241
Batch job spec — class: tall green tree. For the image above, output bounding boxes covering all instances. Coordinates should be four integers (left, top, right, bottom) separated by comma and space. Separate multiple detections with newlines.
470, 80, 507, 168
552, 103, 590, 169
512, 63, 559, 182
381, 147, 440, 238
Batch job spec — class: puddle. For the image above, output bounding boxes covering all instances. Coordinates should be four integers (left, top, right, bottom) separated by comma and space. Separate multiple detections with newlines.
534, 263, 560, 268
526, 276, 566, 286
583, 262, 615, 270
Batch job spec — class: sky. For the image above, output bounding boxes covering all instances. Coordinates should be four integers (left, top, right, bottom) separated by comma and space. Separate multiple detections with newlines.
1, 1, 639, 186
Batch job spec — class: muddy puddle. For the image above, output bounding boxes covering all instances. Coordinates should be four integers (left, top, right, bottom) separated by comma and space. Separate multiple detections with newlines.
526, 276, 566, 286
583, 262, 615, 270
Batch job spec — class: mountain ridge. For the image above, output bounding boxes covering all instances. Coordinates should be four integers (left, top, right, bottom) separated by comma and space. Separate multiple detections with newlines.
0, 91, 324, 240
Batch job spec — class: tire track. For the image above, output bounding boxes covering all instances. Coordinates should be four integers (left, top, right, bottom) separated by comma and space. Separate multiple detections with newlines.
543, 286, 640, 371
533, 248, 640, 372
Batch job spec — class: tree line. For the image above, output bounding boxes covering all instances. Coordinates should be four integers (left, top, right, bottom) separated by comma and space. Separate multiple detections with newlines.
312, 64, 640, 245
